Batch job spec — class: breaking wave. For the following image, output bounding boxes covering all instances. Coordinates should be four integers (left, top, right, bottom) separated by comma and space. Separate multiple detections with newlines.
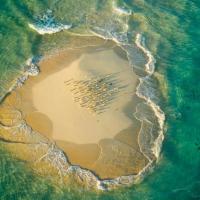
135, 34, 165, 159
112, 2, 132, 16
28, 10, 71, 35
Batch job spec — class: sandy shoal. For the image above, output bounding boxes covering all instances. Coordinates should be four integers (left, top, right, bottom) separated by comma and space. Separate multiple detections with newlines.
7, 41, 147, 179
32, 48, 137, 144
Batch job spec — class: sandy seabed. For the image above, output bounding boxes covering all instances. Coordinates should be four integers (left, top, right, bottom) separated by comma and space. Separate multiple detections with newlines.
0, 39, 148, 179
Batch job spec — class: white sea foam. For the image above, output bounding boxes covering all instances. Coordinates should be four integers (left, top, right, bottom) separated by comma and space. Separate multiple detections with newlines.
135, 33, 165, 159
112, 1, 132, 16
113, 7, 132, 16
0, 58, 40, 103
28, 10, 71, 35
15, 58, 40, 87
28, 23, 71, 35
135, 34, 156, 75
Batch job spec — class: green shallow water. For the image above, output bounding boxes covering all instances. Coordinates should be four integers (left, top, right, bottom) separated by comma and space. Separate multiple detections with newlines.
0, 0, 200, 199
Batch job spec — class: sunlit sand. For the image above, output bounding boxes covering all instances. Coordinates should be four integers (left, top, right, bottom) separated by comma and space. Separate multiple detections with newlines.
32, 49, 137, 143
4, 41, 147, 179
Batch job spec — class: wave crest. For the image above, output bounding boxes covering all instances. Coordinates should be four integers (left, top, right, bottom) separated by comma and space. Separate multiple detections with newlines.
28, 10, 71, 35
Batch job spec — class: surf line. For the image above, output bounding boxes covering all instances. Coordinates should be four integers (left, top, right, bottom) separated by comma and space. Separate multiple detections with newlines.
135, 33, 165, 159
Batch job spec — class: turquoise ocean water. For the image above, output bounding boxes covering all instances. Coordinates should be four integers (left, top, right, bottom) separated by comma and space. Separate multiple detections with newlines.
0, 0, 200, 199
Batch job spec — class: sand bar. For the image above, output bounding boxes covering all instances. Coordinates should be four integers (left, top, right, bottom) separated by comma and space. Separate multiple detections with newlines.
32, 48, 137, 143
3, 39, 147, 178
